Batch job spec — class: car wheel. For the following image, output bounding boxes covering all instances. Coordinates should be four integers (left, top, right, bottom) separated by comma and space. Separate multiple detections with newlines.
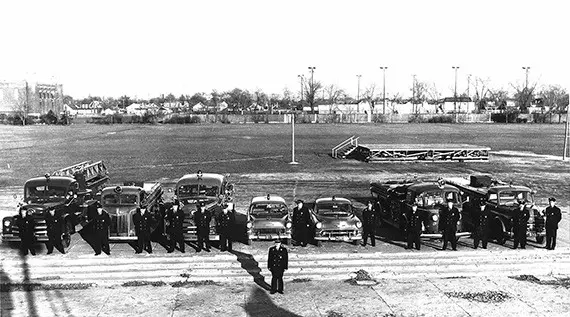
62, 220, 73, 249
246, 239, 252, 246
536, 236, 544, 244
284, 238, 291, 245
353, 239, 361, 246
316, 240, 322, 247
493, 218, 506, 245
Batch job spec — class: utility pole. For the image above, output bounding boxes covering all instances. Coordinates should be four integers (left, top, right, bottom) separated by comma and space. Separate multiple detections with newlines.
298, 75, 304, 102
308, 67, 316, 112
522, 67, 531, 113
24, 81, 29, 126
452, 66, 459, 122
356, 75, 362, 101
467, 74, 471, 99
380, 67, 387, 115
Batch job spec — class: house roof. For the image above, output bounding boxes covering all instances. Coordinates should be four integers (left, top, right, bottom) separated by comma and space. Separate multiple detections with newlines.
442, 97, 473, 103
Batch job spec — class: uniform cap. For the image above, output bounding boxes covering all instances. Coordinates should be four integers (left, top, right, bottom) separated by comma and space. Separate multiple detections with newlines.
295, 199, 304, 204
94, 201, 102, 208
548, 197, 556, 202
479, 200, 487, 206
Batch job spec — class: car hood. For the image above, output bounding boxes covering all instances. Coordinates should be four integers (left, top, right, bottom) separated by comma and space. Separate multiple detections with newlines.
315, 214, 360, 229
250, 214, 289, 229
21, 202, 61, 212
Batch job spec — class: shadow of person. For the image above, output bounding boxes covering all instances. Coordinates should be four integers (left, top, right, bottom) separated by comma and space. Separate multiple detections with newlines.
230, 250, 271, 291
243, 288, 301, 317
0, 267, 15, 317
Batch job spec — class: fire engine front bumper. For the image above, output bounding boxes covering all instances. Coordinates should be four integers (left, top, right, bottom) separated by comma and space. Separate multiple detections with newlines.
420, 231, 472, 239
1, 234, 49, 242
183, 233, 220, 241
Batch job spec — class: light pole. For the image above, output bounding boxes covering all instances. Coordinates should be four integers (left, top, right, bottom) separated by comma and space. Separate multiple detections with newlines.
356, 75, 362, 101
467, 74, 471, 99
452, 66, 459, 114
380, 67, 387, 115
412, 74, 416, 113
522, 66, 531, 113
298, 75, 304, 102
522, 67, 530, 90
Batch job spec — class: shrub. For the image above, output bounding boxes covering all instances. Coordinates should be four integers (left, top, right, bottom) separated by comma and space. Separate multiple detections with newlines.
427, 115, 454, 123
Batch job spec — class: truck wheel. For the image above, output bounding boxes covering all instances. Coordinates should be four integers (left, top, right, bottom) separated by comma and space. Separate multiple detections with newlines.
353, 239, 361, 246
536, 236, 544, 244
62, 220, 73, 249
283, 238, 291, 245
316, 240, 322, 247
246, 239, 252, 246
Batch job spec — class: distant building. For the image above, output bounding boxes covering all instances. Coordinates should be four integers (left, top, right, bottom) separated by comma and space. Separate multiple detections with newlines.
0, 81, 64, 115
438, 97, 475, 113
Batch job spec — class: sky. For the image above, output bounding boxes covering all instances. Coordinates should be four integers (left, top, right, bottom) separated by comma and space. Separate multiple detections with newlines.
1, 0, 568, 99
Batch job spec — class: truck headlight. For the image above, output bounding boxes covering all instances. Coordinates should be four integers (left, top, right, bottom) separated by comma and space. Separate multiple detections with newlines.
316, 222, 322, 229
286, 222, 292, 229
3, 220, 11, 228
431, 214, 439, 222
246, 222, 253, 229
356, 221, 362, 228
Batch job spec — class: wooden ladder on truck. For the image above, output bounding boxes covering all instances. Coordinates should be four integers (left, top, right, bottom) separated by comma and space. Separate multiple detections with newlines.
51, 161, 110, 190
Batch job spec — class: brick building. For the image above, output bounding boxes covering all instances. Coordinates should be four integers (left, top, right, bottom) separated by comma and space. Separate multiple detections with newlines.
0, 81, 64, 115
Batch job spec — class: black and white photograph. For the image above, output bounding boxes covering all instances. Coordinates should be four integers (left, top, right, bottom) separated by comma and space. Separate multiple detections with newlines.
1, 0, 569, 316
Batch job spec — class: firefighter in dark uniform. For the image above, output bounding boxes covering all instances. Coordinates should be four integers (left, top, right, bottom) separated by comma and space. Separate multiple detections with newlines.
268, 240, 288, 294
361, 201, 376, 246
16, 209, 36, 256
133, 206, 153, 254
473, 200, 491, 249
441, 200, 460, 251
89, 202, 111, 255
545, 197, 561, 250
44, 208, 65, 254
406, 203, 422, 250
195, 203, 212, 252
217, 203, 235, 252
166, 202, 185, 253
513, 200, 530, 249
292, 200, 311, 247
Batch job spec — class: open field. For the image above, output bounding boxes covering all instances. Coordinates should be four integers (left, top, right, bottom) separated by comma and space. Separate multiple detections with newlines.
1, 123, 568, 208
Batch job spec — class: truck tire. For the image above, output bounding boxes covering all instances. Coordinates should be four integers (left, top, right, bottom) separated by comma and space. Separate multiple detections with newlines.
353, 239, 361, 246
62, 220, 73, 249
536, 236, 544, 244
283, 238, 291, 245
246, 239, 252, 246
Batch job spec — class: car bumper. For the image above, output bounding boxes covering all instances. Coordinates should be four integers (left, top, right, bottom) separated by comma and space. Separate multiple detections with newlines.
2, 234, 49, 242
249, 232, 291, 240
314, 233, 362, 241
183, 233, 220, 241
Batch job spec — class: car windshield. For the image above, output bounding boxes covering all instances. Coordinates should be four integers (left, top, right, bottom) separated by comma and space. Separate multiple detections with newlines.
418, 191, 460, 207
316, 202, 352, 216
25, 185, 67, 202
250, 202, 288, 217
103, 193, 139, 206
498, 190, 532, 206
178, 184, 219, 197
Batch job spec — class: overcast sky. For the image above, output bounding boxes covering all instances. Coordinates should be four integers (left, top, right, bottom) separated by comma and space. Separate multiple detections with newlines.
1, 0, 567, 99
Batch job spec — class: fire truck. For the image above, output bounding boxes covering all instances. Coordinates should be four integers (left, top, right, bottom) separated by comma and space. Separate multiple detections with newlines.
2, 161, 109, 249
370, 178, 470, 239
173, 171, 235, 241
100, 182, 164, 241
446, 175, 546, 245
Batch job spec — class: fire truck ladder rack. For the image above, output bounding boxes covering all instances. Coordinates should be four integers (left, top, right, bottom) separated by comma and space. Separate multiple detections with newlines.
51, 161, 110, 188
343, 141, 490, 162
331, 136, 359, 158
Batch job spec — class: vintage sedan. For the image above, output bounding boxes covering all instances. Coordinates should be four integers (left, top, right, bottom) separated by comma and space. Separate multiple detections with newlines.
311, 196, 362, 245
174, 171, 234, 241
246, 194, 292, 244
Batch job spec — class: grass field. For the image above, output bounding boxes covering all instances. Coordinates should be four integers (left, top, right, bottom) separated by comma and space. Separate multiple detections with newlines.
1, 123, 568, 207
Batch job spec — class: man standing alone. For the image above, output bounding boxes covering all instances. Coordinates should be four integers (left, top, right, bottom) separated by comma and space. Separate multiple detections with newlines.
545, 197, 562, 250
513, 201, 530, 249
406, 203, 422, 250
292, 200, 311, 247
195, 203, 212, 252
44, 208, 65, 254
217, 203, 235, 252
473, 200, 491, 249
133, 206, 153, 254
90, 202, 111, 256
268, 240, 288, 294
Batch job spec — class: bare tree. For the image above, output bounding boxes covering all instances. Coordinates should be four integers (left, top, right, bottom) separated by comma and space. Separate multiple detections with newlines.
324, 84, 346, 105
304, 80, 322, 113
510, 82, 537, 113
11, 86, 31, 126
538, 85, 569, 113
361, 83, 377, 114
471, 77, 490, 110
487, 88, 510, 109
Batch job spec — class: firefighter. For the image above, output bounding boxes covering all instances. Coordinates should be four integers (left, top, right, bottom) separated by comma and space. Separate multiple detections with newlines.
513, 200, 530, 249
133, 206, 153, 254
16, 209, 36, 256
89, 202, 111, 256
473, 200, 491, 249
268, 240, 288, 294
406, 203, 422, 250
195, 203, 211, 252
292, 200, 311, 247
441, 199, 460, 251
44, 208, 65, 254
217, 203, 235, 252
166, 202, 185, 253
545, 197, 561, 250
361, 201, 376, 246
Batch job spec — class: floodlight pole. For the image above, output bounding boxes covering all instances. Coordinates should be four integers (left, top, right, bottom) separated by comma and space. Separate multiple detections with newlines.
290, 108, 298, 165
562, 101, 570, 161
380, 67, 387, 115
452, 66, 459, 122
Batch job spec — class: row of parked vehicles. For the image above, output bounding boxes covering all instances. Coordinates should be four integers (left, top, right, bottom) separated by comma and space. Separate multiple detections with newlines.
1, 161, 547, 250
